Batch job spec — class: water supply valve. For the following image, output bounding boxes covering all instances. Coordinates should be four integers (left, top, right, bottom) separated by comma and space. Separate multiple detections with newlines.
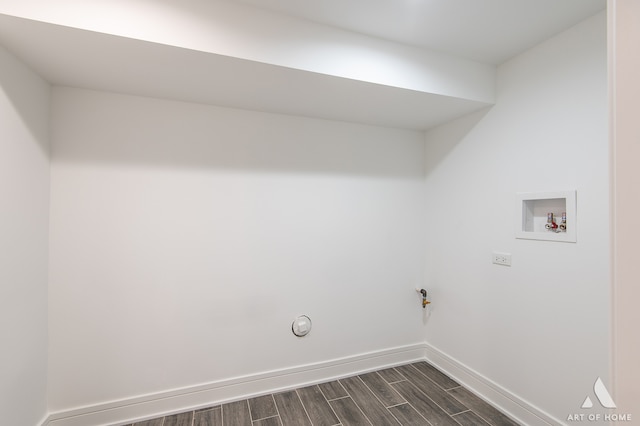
545, 212, 558, 232
545, 212, 567, 233
559, 212, 567, 232
416, 288, 430, 308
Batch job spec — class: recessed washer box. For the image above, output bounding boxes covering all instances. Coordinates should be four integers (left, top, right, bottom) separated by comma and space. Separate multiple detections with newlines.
516, 190, 576, 243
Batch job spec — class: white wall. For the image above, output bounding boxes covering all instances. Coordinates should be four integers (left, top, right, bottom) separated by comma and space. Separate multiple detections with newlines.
423, 12, 609, 424
48, 88, 427, 412
0, 46, 50, 425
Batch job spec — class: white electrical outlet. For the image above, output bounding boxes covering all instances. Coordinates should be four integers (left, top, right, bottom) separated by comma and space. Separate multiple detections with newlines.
492, 252, 512, 266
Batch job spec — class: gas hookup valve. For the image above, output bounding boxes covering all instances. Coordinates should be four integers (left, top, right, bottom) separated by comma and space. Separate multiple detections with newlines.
416, 288, 431, 308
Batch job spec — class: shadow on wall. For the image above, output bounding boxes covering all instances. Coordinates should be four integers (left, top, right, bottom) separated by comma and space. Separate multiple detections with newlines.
0, 46, 49, 157
424, 106, 492, 176
51, 89, 426, 178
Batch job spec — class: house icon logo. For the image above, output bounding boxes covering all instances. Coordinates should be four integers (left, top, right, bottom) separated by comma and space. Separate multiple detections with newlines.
581, 377, 616, 409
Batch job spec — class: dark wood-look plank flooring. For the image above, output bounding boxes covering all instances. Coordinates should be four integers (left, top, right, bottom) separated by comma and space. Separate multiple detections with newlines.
391, 380, 461, 426
451, 411, 492, 426
296, 385, 340, 426
194, 408, 222, 426
164, 412, 194, 426
329, 397, 371, 425
122, 361, 521, 426
248, 395, 279, 421
318, 380, 349, 401
338, 376, 400, 425
273, 390, 311, 426
395, 365, 468, 416
448, 387, 520, 426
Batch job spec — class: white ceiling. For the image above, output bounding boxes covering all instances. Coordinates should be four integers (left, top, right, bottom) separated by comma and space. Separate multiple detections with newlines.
235, 0, 606, 64
0, 0, 606, 130
0, 11, 492, 130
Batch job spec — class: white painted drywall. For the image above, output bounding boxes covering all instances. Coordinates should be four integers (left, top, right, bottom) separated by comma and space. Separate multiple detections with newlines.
423, 12, 609, 423
0, 13, 492, 132
0, 46, 50, 425
609, 0, 640, 417
47, 87, 427, 411
0, 0, 495, 104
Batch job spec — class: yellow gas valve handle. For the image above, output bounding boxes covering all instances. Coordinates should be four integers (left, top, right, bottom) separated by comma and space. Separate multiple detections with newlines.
419, 289, 430, 308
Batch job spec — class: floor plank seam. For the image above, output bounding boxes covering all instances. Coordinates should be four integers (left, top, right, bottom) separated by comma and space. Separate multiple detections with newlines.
385, 379, 407, 385
404, 368, 461, 418
269, 394, 282, 426
343, 394, 375, 426
450, 409, 472, 416
246, 399, 254, 424
384, 404, 405, 426
325, 395, 350, 402
385, 402, 407, 409
252, 414, 279, 422
252, 415, 281, 425
413, 362, 461, 393
397, 399, 432, 426
293, 388, 314, 426
324, 392, 346, 426
358, 373, 404, 413
408, 363, 449, 392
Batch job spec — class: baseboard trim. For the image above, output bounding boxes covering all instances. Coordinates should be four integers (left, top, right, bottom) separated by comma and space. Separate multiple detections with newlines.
45, 343, 427, 426
42, 342, 566, 426
423, 343, 565, 426
38, 413, 50, 426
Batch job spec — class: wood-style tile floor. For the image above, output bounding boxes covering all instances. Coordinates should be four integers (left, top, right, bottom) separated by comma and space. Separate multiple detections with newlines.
123, 361, 520, 426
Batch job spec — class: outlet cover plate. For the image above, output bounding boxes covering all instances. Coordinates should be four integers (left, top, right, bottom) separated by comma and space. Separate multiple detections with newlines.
492, 252, 512, 266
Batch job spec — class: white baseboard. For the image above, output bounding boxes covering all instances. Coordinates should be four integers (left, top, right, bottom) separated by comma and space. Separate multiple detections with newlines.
423, 343, 565, 426
37, 413, 50, 426
44, 343, 427, 426
40, 342, 565, 426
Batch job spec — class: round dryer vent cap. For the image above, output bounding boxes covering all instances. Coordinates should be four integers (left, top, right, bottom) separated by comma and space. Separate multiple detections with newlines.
292, 315, 312, 337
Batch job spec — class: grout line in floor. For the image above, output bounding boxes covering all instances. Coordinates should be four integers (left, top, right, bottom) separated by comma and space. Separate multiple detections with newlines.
385, 401, 407, 409
325, 394, 350, 402
294, 387, 314, 426
450, 409, 472, 417
357, 372, 405, 415
394, 396, 432, 426
342, 394, 374, 426
270, 393, 283, 426
404, 364, 462, 417
251, 414, 281, 425
385, 379, 407, 384
247, 399, 253, 423
323, 389, 350, 426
